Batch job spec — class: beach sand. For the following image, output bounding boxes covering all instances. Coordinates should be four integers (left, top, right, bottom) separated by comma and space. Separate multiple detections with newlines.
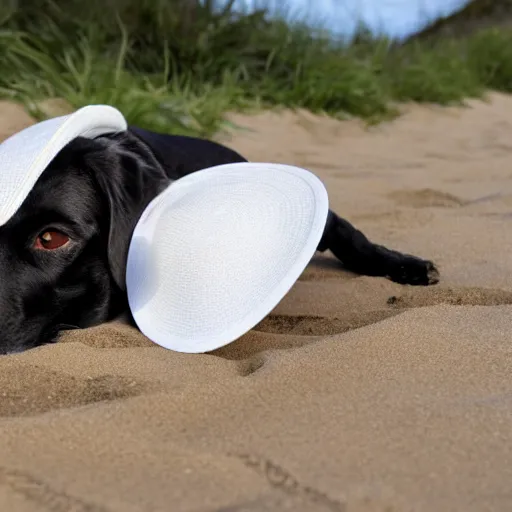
1, 95, 512, 511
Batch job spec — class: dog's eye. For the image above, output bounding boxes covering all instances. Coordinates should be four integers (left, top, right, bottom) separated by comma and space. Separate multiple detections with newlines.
34, 230, 70, 250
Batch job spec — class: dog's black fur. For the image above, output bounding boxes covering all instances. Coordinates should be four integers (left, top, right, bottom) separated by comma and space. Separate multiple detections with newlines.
0, 127, 439, 354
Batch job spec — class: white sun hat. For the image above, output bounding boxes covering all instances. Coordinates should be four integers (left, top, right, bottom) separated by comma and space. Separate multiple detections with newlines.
0, 104, 127, 226
0, 104, 328, 354
126, 162, 329, 353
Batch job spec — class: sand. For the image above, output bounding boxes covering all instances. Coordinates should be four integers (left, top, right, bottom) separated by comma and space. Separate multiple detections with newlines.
1, 94, 512, 511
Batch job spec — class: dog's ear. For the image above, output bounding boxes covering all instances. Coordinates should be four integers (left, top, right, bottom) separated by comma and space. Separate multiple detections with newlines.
83, 133, 170, 291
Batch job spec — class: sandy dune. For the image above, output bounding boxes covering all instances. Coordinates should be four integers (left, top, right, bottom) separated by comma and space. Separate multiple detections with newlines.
1, 94, 512, 511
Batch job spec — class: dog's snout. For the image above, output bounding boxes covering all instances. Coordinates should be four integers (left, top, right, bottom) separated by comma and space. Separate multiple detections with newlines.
0, 281, 41, 354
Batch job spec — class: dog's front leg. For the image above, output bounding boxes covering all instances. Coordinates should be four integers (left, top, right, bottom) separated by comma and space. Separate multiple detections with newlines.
317, 210, 439, 286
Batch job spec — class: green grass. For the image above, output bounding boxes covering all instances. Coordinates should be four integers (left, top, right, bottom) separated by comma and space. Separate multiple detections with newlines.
0, 1, 511, 137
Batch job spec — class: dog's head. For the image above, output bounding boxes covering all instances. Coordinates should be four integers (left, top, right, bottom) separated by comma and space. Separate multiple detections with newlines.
0, 131, 170, 354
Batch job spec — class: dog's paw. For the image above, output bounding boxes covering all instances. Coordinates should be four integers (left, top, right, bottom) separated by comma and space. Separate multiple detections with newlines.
387, 258, 439, 286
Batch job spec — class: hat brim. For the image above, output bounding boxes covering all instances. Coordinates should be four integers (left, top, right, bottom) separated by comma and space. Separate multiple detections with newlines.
0, 105, 127, 226
126, 162, 329, 353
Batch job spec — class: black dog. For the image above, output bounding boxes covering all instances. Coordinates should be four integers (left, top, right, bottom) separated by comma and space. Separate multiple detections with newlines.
0, 127, 439, 354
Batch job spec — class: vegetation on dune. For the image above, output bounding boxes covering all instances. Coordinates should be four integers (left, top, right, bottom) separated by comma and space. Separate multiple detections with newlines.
0, 0, 511, 137
407, 0, 512, 41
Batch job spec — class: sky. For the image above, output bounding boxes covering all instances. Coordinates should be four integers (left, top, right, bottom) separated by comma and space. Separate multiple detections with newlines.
230, 0, 470, 39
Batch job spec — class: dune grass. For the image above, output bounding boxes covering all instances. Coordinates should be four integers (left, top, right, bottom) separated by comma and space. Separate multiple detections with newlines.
0, 1, 511, 137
